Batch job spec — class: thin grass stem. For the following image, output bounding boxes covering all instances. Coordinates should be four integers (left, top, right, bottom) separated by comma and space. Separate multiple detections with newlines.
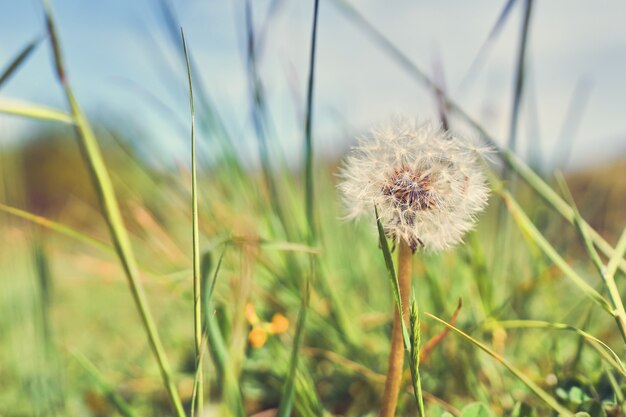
181, 28, 204, 414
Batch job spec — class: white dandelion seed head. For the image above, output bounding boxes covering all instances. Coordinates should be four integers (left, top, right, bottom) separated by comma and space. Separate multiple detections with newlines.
338, 119, 490, 252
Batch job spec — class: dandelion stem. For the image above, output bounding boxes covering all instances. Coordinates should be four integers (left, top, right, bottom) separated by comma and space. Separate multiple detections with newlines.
380, 239, 412, 417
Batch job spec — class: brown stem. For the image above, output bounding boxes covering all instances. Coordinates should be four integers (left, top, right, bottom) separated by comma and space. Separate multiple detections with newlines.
379, 239, 413, 417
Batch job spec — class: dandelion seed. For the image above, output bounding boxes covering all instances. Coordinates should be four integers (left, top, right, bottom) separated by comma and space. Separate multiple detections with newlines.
338, 119, 490, 252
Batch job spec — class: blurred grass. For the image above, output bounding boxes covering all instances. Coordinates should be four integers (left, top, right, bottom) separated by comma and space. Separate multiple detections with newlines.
2, 129, 624, 416
1, 1, 626, 417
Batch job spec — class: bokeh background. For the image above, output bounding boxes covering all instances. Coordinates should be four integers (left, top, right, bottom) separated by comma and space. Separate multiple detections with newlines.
2, 0, 626, 169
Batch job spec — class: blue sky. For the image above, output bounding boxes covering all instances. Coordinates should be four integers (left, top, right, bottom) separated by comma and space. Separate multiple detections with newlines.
1, 0, 626, 171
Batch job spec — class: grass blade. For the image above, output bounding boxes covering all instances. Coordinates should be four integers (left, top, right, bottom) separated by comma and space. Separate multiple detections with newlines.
304, 0, 320, 244
496, 187, 613, 314
426, 313, 574, 416
375, 206, 410, 349
42, 2, 185, 415
0, 98, 73, 124
181, 27, 204, 415
0, 202, 111, 253
277, 280, 310, 417
556, 174, 626, 343
507, 0, 533, 154
0, 36, 43, 88
483, 320, 626, 378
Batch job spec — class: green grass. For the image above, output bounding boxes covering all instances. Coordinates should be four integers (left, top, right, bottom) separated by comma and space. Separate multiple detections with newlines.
1, 1, 626, 417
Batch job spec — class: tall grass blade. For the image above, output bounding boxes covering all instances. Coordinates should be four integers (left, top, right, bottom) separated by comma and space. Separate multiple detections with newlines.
304, 0, 320, 244
0, 202, 111, 253
426, 313, 574, 416
181, 27, 204, 415
507, 0, 533, 154
556, 174, 626, 343
0, 98, 73, 124
497, 187, 613, 314
375, 206, 410, 349
277, 280, 310, 417
155, 0, 244, 177
0, 36, 43, 88
42, 2, 185, 415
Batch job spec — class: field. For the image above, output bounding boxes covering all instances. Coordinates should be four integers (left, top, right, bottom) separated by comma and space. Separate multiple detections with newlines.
1, 1, 626, 417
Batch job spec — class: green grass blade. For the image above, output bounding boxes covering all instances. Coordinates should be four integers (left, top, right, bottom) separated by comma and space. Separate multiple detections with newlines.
277, 280, 310, 417
507, 0, 533, 154
554, 174, 605, 276
0, 98, 73, 124
556, 174, 626, 343
484, 320, 626, 378
181, 27, 204, 415
606, 225, 626, 282
426, 313, 574, 416
375, 206, 410, 350
304, 0, 320, 244
504, 151, 626, 275
42, 2, 185, 415
0, 36, 43, 88
0, 202, 111, 253
497, 188, 613, 314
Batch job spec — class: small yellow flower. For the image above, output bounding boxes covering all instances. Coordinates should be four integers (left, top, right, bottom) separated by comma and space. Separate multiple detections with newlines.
246, 305, 289, 348
248, 327, 268, 348
269, 313, 289, 334
245, 303, 260, 325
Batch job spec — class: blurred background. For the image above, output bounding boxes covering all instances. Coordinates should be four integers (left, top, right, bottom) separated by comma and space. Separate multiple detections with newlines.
2, 0, 626, 170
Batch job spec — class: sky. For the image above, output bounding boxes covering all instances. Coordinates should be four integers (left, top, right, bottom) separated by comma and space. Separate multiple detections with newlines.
1, 0, 626, 171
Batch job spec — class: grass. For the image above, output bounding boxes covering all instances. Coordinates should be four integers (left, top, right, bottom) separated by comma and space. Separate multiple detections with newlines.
1, 1, 626, 417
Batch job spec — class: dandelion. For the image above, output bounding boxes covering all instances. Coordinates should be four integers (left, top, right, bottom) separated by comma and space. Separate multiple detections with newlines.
338, 119, 489, 417
339, 119, 489, 252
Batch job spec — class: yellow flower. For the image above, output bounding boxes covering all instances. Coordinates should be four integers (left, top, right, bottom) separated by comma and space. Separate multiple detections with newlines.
246, 305, 289, 348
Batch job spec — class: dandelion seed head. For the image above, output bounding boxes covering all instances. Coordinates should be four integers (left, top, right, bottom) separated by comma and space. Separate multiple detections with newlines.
338, 119, 490, 251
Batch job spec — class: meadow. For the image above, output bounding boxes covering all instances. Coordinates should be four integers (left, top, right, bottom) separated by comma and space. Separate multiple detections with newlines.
1, 1, 625, 417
